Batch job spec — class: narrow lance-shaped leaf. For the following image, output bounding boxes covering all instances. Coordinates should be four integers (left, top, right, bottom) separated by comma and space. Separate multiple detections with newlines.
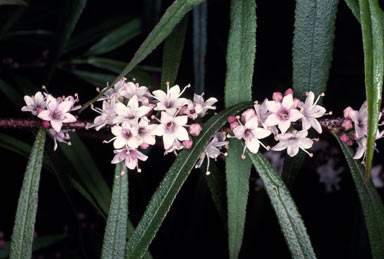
226, 139, 251, 259
247, 150, 317, 259
161, 14, 189, 89
80, 0, 206, 113
358, 0, 384, 181
192, 2, 207, 94
224, 0, 256, 258
10, 128, 46, 259
292, 0, 339, 100
125, 102, 251, 259
334, 133, 384, 259
0, 0, 27, 6
84, 18, 142, 56
101, 163, 129, 259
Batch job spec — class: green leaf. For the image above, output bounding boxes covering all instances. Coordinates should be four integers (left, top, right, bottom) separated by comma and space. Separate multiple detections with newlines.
45, 0, 86, 84
224, 0, 256, 107
226, 139, 251, 259
0, 0, 27, 6
0, 79, 23, 107
80, 0, 206, 113
70, 69, 116, 87
0, 233, 68, 259
10, 128, 46, 259
102, 163, 129, 259
161, 14, 189, 89
344, 0, 361, 20
292, 0, 339, 100
69, 57, 153, 87
224, 0, 256, 258
282, 151, 306, 190
358, 0, 384, 180
59, 132, 111, 215
125, 102, 251, 259
84, 18, 141, 56
247, 151, 317, 259
64, 15, 129, 54
334, 133, 384, 258
192, 2, 207, 94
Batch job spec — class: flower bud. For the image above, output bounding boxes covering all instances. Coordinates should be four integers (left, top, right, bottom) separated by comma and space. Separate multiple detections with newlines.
189, 123, 203, 136
183, 140, 193, 149
343, 107, 353, 119
284, 88, 294, 96
341, 119, 353, 130
272, 92, 283, 102
241, 109, 256, 123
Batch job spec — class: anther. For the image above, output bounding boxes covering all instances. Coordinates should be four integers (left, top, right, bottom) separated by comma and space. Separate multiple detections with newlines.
206, 171, 211, 176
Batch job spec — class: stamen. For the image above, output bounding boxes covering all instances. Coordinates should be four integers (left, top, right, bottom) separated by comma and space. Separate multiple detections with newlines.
241, 145, 247, 159
178, 83, 191, 97
206, 157, 211, 175
120, 171, 125, 176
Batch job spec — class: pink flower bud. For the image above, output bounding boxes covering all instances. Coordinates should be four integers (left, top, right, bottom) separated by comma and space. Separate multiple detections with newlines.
342, 119, 353, 130
230, 121, 240, 131
227, 115, 237, 123
140, 143, 149, 150
347, 140, 353, 146
343, 107, 353, 119
284, 88, 294, 96
42, 121, 50, 129
272, 92, 283, 102
353, 133, 359, 140
293, 98, 300, 109
183, 140, 193, 149
340, 133, 349, 143
241, 109, 256, 123
189, 123, 202, 136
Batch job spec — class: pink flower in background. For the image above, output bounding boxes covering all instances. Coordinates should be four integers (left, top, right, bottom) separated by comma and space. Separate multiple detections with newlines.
316, 158, 343, 192
272, 130, 313, 157
299, 91, 326, 133
264, 94, 303, 134
38, 95, 77, 133
21, 91, 46, 115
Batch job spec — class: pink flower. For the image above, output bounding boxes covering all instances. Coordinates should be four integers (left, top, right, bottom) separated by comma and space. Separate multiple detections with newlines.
343, 106, 353, 119
113, 95, 152, 124
189, 123, 203, 136
111, 121, 140, 149
264, 94, 303, 134
349, 101, 368, 139
342, 119, 353, 130
186, 93, 217, 119
233, 117, 271, 154
152, 84, 189, 115
111, 146, 148, 172
119, 81, 148, 102
21, 91, 46, 115
272, 92, 283, 102
137, 118, 157, 146
272, 130, 313, 157
90, 100, 116, 131
153, 112, 189, 150
284, 88, 293, 96
48, 128, 71, 151
299, 91, 326, 133
38, 95, 77, 133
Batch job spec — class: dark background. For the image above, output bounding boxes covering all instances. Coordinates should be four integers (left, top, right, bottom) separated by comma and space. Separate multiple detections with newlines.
0, 0, 383, 258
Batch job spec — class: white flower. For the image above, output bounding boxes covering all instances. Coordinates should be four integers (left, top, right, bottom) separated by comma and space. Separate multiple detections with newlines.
137, 118, 157, 146
37, 95, 77, 133
153, 112, 189, 150
111, 121, 140, 149
90, 100, 116, 131
349, 101, 368, 139
48, 128, 71, 151
111, 146, 148, 172
299, 91, 326, 133
353, 137, 367, 160
21, 91, 46, 115
113, 95, 152, 124
152, 84, 189, 115
316, 158, 343, 193
119, 81, 148, 102
99, 78, 126, 101
187, 93, 217, 119
264, 94, 303, 134
195, 132, 228, 174
271, 130, 313, 157
233, 117, 271, 154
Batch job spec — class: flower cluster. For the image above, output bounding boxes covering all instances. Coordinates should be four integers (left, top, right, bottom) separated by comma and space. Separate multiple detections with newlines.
229, 89, 327, 158
21, 89, 80, 150
90, 79, 217, 172
339, 101, 384, 161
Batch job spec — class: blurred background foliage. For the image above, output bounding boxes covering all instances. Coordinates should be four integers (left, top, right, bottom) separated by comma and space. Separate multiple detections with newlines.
0, 0, 383, 258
